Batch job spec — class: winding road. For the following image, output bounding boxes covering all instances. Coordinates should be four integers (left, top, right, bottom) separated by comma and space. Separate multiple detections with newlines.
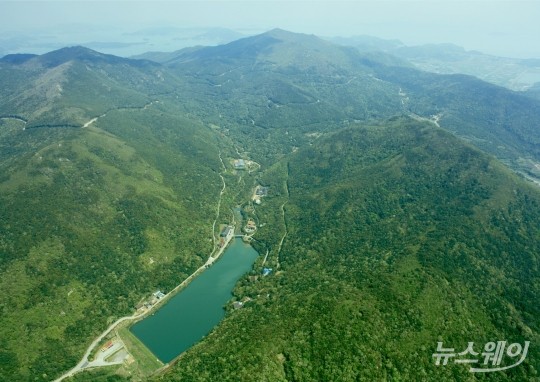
211, 150, 227, 253
53, 314, 143, 382
53, 108, 231, 382
275, 162, 290, 268
0, 115, 28, 124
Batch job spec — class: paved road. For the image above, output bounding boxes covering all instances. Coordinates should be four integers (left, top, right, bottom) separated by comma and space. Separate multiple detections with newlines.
52, 314, 143, 382
54, 128, 231, 382
54, 229, 235, 382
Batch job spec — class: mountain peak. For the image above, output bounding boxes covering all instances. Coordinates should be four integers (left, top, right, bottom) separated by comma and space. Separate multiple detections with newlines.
261, 28, 323, 44
263, 28, 299, 38
165, 28, 345, 67
35, 46, 126, 67
6, 46, 155, 69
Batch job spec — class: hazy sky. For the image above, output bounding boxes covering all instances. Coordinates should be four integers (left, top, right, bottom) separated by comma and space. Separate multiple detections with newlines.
1, 1, 539, 58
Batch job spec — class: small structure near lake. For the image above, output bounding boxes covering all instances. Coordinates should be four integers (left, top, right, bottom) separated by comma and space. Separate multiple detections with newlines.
219, 225, 234, 247
233, 159, 246, 170
252, 185, 269, 205
243, 219, 257, 234
220, 226, 233, 238
153, 290, 165, 299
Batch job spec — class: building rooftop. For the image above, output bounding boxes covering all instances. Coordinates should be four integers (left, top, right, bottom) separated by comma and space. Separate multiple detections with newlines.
234, 159, 246, 169
220, 226, 233, 237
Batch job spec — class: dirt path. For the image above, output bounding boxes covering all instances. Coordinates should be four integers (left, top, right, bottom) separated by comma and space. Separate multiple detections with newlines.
275, 162, 290, 268
53, 103, 231, 382
408, 112, 442, 128
211, 150, 227, 253
0, 115, 27, 124
82, 100, 157, 129
54, 210, 234, 382
261, 249, 270, 266
82, 116, 101, 128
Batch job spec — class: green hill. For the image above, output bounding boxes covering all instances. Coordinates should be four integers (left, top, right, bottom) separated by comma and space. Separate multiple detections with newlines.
165, 30, 540, 179
157, 117, 540, 381
330, 36, 540, 91
1, 30, 540, 381
0, 48, 225, 381
368, 65, 540, 169
0, 46, 178, 128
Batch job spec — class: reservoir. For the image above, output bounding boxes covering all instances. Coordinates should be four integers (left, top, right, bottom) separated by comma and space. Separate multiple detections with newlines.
130, 238, 259, 363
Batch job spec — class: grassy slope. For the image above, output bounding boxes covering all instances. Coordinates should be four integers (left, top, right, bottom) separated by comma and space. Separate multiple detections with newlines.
155, 118, 539, 381
117, 326, 163, 378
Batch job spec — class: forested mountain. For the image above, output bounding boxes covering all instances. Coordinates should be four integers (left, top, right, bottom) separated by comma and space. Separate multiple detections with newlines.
526, 82, 540, 101
0, 46, 225, 381
0, 46, 177, 128
161, 29, 540, 178
368, 65, 540, 172
157, 117, 540, 381
0, 29, 539, 381
330, 36, 540, 91
391, 44, 540, 92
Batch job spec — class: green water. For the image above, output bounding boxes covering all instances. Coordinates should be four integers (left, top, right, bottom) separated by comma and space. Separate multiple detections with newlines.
130, 238, 258, 363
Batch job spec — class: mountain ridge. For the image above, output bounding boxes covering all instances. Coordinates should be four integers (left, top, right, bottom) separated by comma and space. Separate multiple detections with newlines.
2, 45, 158, 69
2, 30, 540, 175
156, 117, 540, 381
0, 29, 539, 381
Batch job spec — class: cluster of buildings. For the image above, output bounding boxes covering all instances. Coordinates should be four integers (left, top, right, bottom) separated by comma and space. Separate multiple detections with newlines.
135, 290, 166, 312
234, 158, 259, 172
243, 219, 257, 234
153, 290, 165, 299
219, 225, 234, 247
232, 296, 252, 310
253, 185, 269, 205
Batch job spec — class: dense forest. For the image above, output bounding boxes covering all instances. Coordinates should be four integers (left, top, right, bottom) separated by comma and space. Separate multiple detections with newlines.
154, 118, 539, 381
0, 30, 539, 381
0, 94, 225, 380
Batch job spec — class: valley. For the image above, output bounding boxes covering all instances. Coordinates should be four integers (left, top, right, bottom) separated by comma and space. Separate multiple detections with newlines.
0, 29, 539, 381
49, 99, 265, 381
